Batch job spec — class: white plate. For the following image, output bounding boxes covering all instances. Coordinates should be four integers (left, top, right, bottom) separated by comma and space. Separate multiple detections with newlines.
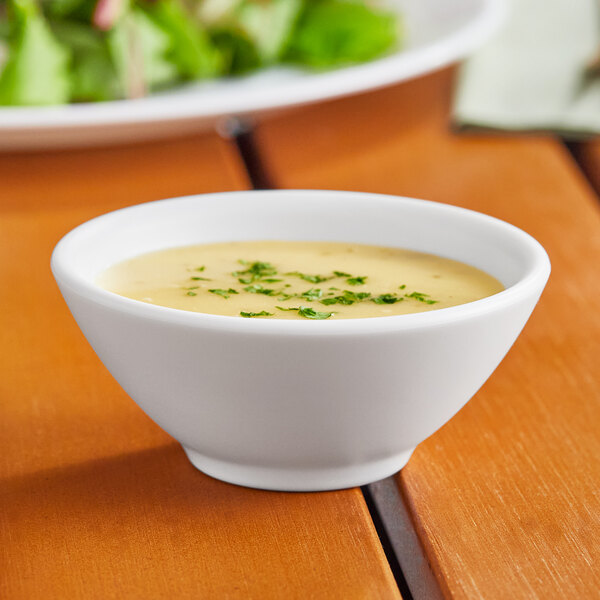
0, 0, 505, 150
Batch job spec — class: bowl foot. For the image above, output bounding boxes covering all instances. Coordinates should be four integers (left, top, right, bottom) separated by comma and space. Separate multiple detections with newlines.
181, 446, 415, 492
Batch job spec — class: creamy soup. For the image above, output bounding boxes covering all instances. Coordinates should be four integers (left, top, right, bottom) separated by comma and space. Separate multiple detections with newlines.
98, 241, 504, 319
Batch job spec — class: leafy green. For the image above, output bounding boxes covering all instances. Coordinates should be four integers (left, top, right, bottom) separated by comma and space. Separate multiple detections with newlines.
0, 0, 402, 105
44, 0, 94, 20
236, 0, 302, 62
240, 310, 273, 317
50, 19, 119, 101
210, 27, 260, 74
144, 0, 221, 78
285, 0, 399, 68
108, 7, 180, 98
0, 0, 71, 105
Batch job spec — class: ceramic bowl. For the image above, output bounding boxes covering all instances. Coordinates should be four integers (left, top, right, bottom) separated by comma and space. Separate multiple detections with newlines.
51, 190, 550, 491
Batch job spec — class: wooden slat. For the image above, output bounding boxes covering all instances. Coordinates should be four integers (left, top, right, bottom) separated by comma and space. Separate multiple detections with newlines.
252, 69, 600, 599
0, 136, 400, 600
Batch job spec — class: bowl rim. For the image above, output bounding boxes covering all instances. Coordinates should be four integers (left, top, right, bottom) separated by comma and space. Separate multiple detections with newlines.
51, 190, 551, 336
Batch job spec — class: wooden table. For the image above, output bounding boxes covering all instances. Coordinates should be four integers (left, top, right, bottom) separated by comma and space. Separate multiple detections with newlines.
2, 68, 599, 599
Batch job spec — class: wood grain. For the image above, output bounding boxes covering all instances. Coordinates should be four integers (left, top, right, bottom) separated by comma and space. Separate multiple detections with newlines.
0, 135, 400, 600
253, 69, 600, 599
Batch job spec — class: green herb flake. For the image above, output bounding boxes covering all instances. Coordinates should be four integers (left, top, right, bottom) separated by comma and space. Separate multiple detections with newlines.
405, 291, 438, 304
372, 293, 402, 305
276, 306, 300, 311
186, 291, 197, 296
240, 311, 273, 318
346, 276, 367, 286
195, 266, 206, 272
191, 276, 211, 281
244, 284, 277, 295
321, 290, 370, 306
399, 284, 406, 290
299, 288, 323, 301
209, 288, 239, 299
233, 260, 278, 283
333, 271, 351, 278
285, 271, 331, 283
298, 306, 334, 320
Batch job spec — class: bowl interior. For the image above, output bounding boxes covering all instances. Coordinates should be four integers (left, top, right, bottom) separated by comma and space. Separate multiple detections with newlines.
54, 191, 546, 292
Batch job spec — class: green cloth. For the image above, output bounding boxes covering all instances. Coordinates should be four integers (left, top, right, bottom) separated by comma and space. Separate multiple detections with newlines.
453, 0, 600, 138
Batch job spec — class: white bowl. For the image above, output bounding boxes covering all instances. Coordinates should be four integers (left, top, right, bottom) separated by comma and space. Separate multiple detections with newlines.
51, 191, 549, 491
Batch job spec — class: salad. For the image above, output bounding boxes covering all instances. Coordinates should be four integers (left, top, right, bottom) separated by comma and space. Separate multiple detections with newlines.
0, 0, 402, 105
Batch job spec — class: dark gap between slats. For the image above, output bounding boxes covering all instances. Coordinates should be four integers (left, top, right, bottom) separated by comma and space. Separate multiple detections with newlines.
235, 129, 275, 190
362, 485, 415, 600
564, 141, 600, 200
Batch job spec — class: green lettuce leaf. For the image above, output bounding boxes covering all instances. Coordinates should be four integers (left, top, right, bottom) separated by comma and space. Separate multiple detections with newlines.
144, 0, 221, 79
209, 27, 260, 75
50, 19, 119, 101
285, 0, 399, 68
235, 0, 302, 63
108, 7, 180, 98
0, 0, 71, 105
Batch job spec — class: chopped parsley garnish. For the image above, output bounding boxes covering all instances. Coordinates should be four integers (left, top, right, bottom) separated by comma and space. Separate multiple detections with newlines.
209, 288, 238, 299
285, 271, 331, 283
182, 256, 440, 316
244, 284, 277, 295
299, 288, 323, 301
372, 293, 402, 304
321, 290, 371, 305
346, 276, 367, 286
298, 306, 334, 319
405, 291, 438, 304
233, 260, 278, 283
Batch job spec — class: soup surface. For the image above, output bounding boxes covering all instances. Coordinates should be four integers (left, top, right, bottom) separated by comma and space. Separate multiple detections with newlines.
98, 241, 504, 319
